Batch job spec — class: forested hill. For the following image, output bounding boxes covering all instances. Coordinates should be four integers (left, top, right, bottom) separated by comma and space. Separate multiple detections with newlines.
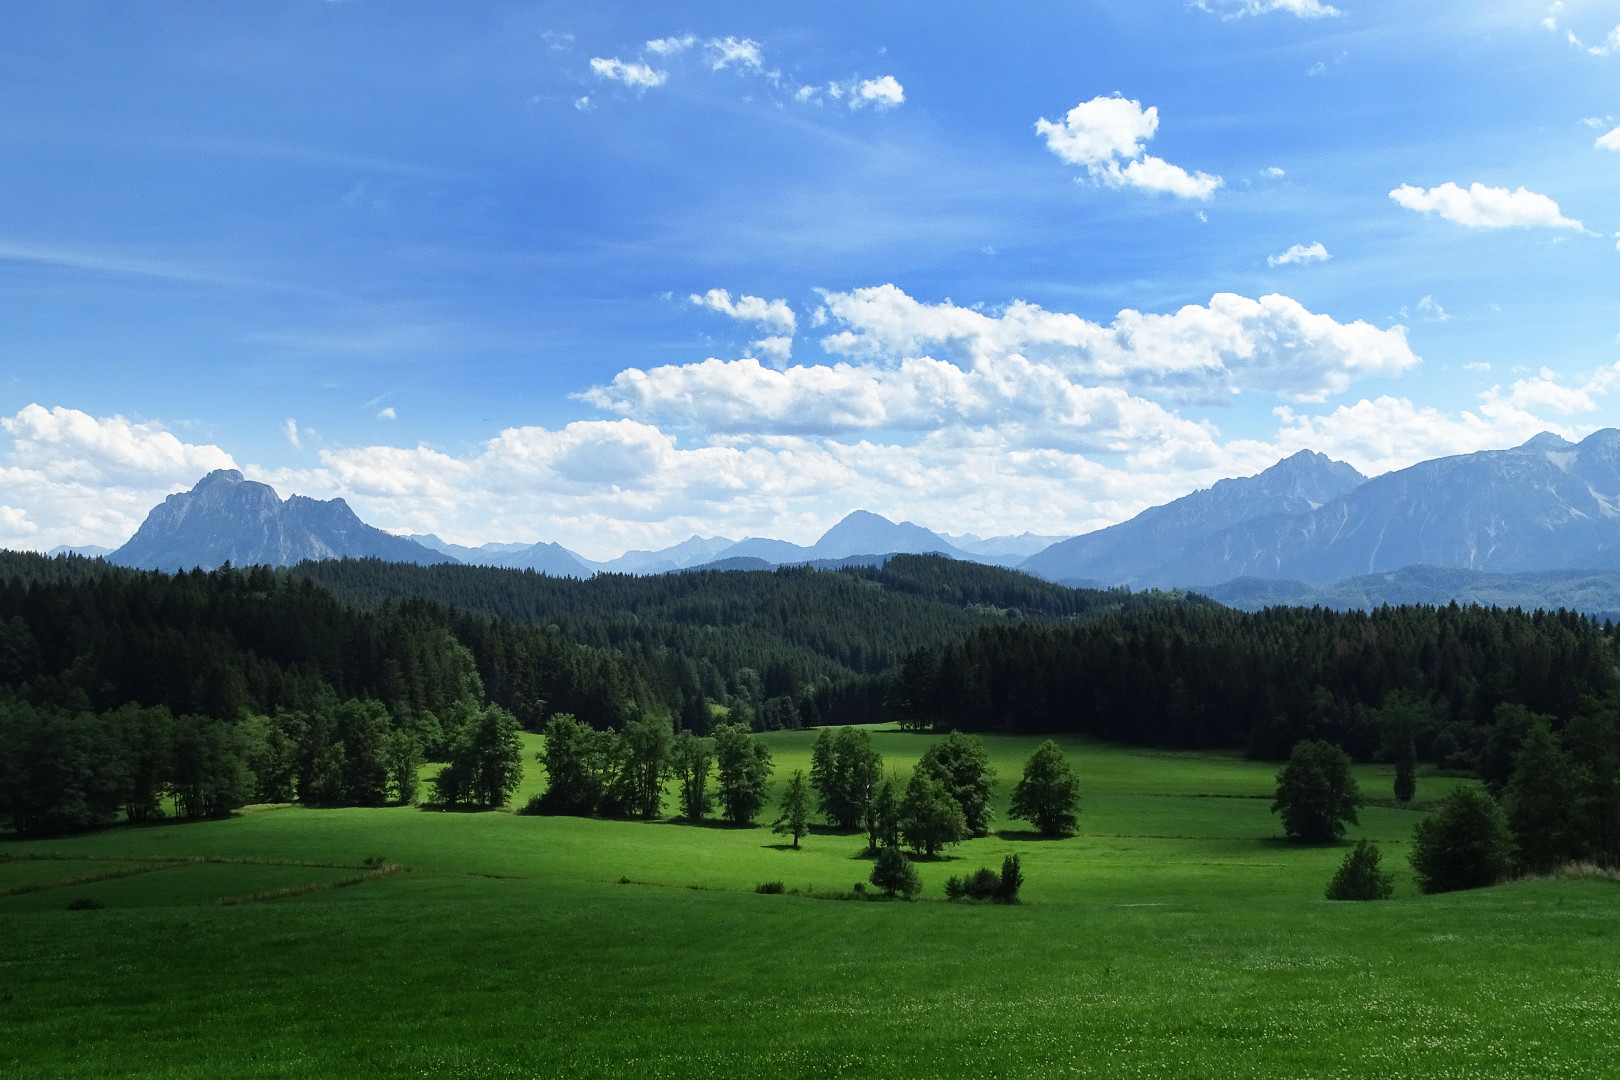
891, 601, 1620, 765
0, 551, 654, 729
288, 554, 1178, 693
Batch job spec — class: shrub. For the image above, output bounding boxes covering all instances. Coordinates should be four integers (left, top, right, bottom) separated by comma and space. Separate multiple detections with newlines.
755, 881, 785, 894
66, 897, 105, 910
1325, 840, 1394, 901
870, 845, 921, 899
944, 855, 1023, 903
997, 854, 1023, 902
1409, 785, 1514, 894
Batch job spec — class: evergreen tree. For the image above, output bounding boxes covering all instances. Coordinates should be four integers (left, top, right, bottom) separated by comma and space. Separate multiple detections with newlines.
1325, 839, 1394, 901
1272, 740, 1362, 843
1393, 738, 1417, 805
1409, 785, 1514, 894
772, 770, 811, 849
900, 770, 968, 857
713, 722, 772, 825
870, 844, 921, 898
915, 731, 996, 836
1566, 698, 1620, 867
333, 699, 391, 807
996, 853, 1023, 903
670, 730, 713, 821
1009, 739, 1081, 836
1504, 719, 1581, 873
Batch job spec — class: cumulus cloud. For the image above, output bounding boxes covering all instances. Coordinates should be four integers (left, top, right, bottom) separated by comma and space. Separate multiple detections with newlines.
1390, 182, 1584, 230
1415, 296, 1449, 323
690, 289, 797, 334
589, 57, 667, 89
284, 419, 302, 448
377, 407, 397, 421
1268, 242, 1330, 266
1262, 166, 1285, 178
0, 405, 237, 550
813, 284, 1415, 404
1036, 96, 1222, 199
1196, 0, 1340, 18
10, 365, 1617, 558
691, 288, 797, 361
1597, 126, 1620, 151
854, 76, 905, 110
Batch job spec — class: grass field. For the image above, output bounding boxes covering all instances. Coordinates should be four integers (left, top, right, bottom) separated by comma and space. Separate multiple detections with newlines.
2, 728, 1616, 1078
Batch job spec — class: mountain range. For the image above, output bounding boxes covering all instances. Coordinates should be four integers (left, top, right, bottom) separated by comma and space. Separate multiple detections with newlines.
79, 429, 1620, 618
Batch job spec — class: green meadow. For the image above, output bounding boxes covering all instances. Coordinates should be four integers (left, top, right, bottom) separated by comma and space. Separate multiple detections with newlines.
3, 728, 1616, 1079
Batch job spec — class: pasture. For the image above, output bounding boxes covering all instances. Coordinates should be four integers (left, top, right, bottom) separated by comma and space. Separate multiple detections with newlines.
2, 729, 1615, 1078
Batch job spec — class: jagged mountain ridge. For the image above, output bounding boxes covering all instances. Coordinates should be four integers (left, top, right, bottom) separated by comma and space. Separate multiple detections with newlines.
1021, 450, 1368, 586
1163, 430, 1620, 587
110, 470, 453, 572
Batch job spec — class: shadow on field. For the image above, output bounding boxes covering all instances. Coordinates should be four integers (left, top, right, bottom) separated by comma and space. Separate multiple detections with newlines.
1256, 836, 1354, 849
995, 829, 1067, 842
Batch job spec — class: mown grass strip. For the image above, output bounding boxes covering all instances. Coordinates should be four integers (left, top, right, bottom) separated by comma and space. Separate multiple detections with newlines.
1, 863, 169, 897
214, 863, 405, 907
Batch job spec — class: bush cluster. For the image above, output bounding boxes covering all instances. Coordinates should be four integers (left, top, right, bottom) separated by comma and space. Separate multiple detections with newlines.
944, 855, 1023, 903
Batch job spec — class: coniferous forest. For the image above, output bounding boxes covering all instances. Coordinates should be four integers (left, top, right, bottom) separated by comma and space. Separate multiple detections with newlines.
4, 547, 1620, 860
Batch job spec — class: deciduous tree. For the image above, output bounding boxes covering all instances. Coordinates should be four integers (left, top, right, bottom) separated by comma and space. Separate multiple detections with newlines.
1272, 740, 1362, 843
1009, 739, 1081, 836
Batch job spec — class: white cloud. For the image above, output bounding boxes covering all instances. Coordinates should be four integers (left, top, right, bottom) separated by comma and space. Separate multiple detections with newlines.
573, 96, 591, 111
645, 35, 695, 56
707, 36, 763, 71
1036, 96, 1222, 200
1268, 242, 1330, 267
1306, 61, 1327, 76
1463, 362, 1491, 371
1262, 166, 1285, 178
1415, 296, 1449, 323
690, 289, 797, 334
1597, 126, 1620, 151
0, 405, 238, 550
691, 288, 798, 363
1390, 182, 1584, 230
284, 419, 302, 448
589, 57, 667, 89
854, 76, 905, 110
1197, 0, 1340, 18
814, 284, 1415, 404
377, 407, 397, 421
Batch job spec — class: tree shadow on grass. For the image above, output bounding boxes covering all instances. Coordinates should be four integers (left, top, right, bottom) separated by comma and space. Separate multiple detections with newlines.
1257, 835, 1355, 849
995, 829, 1071, 842
655, 817, 759, 830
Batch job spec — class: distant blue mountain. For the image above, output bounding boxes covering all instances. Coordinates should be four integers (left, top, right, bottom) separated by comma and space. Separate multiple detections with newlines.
1202, 564, 1620, 622
109, 470, 453, 572
1021, 450, 1367, 586
713, 510, 974, 566
1165, 430, 1620, 587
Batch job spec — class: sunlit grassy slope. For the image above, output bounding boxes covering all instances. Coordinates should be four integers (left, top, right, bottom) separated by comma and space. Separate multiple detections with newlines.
2, 729, 1615, 1079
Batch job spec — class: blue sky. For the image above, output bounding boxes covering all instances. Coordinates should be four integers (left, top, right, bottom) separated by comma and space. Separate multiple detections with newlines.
2, 0, 1618, 557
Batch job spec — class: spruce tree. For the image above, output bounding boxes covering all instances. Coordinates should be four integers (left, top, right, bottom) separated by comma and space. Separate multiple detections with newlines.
713, 723, 772, 825
1504, 719, 1581, 873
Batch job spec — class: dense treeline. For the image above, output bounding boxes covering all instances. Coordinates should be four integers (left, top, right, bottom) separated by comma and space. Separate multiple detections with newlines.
890, 601, 1620, 761
290, 554, 1170, 724
0, 552, 653, 727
